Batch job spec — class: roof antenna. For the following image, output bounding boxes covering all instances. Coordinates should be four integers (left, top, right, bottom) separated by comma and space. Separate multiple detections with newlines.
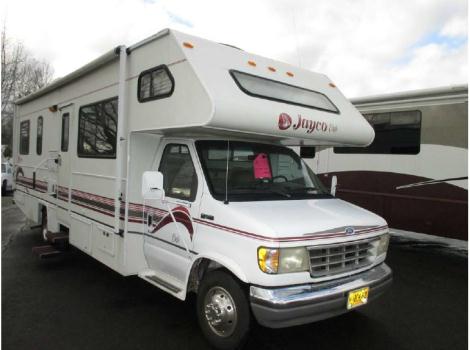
224, 140, 230, 205
290, 7, 302, 68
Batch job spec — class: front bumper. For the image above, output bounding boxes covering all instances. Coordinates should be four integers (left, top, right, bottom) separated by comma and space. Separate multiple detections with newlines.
250, 263, 392, 328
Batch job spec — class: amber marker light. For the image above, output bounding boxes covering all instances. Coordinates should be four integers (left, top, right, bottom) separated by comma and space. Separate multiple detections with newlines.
258, 247, 279, 274
268, 66, 276, 72
183, 42, 194, 49
329, 82, 337, 88
286, 71, 294, 77
248, 60, 257, 67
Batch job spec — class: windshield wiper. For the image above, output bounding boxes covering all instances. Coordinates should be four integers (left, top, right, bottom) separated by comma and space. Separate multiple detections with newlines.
289, 186, 319, 193
265, 188, 291, 198
231, 186, 292, 198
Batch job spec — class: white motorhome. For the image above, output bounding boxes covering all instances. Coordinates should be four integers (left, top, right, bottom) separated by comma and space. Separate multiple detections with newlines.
13, 29, 391, 349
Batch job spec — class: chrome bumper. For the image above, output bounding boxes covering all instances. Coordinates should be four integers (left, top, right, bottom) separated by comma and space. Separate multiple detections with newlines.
250, 263, 392, 328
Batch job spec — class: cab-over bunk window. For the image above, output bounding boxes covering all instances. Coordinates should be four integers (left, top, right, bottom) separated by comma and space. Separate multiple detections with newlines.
78, 97, 118, 158
19, 120, 30, 155
137, 65, 174, 102
230, 70, 339, 114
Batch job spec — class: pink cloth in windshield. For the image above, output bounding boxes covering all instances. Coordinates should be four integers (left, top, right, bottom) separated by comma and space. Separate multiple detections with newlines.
253, 153, 272, 179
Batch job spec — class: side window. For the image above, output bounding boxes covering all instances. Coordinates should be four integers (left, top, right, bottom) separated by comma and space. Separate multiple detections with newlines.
334, 110, 422, 155
137, 65, 174, 102
37, 116, 43, 155
158, 144, 198, 201
78, 98, 118, 158
19, 120, 30, 155
61, 113, 70, 152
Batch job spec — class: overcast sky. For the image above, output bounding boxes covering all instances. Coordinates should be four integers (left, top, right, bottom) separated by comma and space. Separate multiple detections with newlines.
2, 0, 467, 97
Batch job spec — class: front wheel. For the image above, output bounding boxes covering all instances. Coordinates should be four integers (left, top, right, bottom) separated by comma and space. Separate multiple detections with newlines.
197, 270, 251, 350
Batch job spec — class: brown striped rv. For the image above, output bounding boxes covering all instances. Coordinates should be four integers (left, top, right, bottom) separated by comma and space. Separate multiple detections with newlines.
308, 85, 468, 241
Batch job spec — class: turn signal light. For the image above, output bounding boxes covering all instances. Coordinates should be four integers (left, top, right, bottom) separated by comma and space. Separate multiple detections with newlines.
258, 247, 279, 274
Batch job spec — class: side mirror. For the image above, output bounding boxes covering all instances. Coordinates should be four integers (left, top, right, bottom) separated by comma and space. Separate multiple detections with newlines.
330, 175, 337, 196
142, 171, 165, 200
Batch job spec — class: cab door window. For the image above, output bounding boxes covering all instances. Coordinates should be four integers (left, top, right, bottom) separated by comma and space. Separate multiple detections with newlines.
158, 144, 198, 201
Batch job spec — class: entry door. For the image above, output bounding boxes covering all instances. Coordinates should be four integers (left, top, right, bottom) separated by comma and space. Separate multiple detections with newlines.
57, 105, 73, 206
143, 141, 200, 285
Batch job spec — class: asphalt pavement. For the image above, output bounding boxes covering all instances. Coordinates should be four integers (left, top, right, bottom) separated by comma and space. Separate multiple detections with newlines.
2, 198, 468, 350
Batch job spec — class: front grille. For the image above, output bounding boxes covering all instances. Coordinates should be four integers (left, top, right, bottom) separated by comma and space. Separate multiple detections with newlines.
308, 238, 377, 278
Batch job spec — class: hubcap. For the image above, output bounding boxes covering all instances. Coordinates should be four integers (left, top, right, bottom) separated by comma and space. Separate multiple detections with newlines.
204, 286, 237, 337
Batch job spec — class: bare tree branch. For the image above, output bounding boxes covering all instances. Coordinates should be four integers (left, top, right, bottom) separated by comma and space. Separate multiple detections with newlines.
1, 26, 54, 148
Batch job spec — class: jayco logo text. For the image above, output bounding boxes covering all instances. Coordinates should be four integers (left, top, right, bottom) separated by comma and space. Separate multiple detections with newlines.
278, 113, 337, 134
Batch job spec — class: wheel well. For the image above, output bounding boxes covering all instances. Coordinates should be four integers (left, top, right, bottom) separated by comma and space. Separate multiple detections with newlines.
187, 258, 244, 294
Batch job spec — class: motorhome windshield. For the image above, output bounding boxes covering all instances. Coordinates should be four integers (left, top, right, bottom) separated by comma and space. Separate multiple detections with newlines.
196, 140, 331, 202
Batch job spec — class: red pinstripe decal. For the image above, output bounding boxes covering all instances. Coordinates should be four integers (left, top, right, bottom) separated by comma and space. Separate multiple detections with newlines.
16, 176, 388, 241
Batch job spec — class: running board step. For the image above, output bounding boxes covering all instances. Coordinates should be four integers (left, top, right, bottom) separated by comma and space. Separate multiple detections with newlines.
32, 245, 63, 259
45, 232, 69, 245
138, 272, 182, 294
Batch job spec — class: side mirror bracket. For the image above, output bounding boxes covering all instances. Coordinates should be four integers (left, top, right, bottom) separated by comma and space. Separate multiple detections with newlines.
330, 175, 337, 196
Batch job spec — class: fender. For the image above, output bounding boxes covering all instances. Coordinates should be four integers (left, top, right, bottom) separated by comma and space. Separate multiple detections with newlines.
185, 252, 249, 286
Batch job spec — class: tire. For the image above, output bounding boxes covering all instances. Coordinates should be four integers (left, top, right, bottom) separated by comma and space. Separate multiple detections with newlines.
41, 208, 48, 241
197, 270, 251, 350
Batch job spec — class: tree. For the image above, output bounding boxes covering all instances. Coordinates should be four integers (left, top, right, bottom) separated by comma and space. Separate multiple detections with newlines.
1, 26, 54, 149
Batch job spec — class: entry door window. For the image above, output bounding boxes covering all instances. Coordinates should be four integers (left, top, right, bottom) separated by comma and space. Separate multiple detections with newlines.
158, 144, 198, 201
61, 113, 70, 152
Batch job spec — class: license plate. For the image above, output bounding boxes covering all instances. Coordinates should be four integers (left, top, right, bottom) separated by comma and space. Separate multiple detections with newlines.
347, 287, 369, 309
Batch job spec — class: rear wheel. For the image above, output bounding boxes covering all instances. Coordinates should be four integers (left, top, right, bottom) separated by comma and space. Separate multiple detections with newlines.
197, 270, 251, 350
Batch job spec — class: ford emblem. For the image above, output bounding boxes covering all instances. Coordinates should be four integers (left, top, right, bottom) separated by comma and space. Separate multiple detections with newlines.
345, 227, 355, 235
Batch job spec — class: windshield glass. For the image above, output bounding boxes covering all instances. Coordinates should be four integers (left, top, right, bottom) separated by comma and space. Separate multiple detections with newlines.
196, 140, 331, 202
1, 164, 6, 173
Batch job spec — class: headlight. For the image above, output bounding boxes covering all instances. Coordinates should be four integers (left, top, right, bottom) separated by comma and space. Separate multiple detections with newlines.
279, 247, 310, 273
377, 234, 390, 256
258, 247, 309, 274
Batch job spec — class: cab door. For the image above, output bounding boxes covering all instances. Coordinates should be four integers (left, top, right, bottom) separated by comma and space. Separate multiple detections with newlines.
143, 141, 201, 286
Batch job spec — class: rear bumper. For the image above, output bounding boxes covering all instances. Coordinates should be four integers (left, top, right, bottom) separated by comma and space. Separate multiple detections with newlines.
250, 263, 392, 328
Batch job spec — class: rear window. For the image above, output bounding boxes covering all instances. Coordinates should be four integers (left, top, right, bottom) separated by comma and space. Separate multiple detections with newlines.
230, 70, 339, 114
